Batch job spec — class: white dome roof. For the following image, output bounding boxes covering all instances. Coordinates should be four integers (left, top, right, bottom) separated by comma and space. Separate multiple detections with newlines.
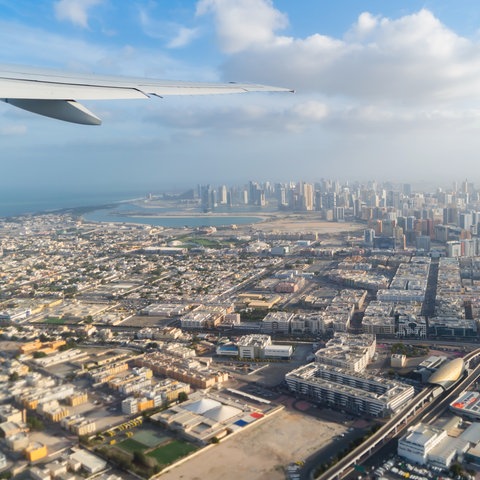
184, 398, 221, 415
203, 405, 241, 422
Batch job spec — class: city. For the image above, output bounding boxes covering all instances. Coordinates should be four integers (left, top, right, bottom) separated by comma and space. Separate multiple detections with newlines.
0, 178, 479, 479
5, 1, 480, 480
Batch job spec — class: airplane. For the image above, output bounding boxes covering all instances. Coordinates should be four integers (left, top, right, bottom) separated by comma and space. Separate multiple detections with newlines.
0, 64, 293, 125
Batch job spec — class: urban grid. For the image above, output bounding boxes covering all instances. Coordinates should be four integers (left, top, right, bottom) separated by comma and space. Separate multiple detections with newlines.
1, 179, 480, 479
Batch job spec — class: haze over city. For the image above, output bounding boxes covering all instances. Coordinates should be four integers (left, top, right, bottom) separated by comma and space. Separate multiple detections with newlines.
2, 0, 480, 200
6, 2, 480, 479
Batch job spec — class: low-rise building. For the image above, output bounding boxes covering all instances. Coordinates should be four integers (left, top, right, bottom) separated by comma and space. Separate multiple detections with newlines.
0, 405, 23, 424
237, 335, 272, 359
398, 423, 447, 464
135, 352, 228, 389
25, 442, 48, 462
391, 354, 406, 368
315, 333, 376, 373
286, 363, 414, 417
261, 311, 294, 334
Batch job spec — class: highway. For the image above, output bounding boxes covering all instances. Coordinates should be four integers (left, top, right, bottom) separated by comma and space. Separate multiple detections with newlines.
314, 387, 437, 480
313, 348, 480, 480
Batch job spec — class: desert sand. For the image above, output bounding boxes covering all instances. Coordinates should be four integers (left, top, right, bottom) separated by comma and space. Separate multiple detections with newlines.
160, 407, 347, 480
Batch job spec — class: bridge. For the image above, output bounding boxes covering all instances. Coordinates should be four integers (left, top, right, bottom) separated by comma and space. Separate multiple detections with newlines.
313, 348, 480, 480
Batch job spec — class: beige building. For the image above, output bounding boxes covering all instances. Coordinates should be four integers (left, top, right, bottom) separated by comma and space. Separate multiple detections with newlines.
391, 354, 407, 368
315, 333, 376, 373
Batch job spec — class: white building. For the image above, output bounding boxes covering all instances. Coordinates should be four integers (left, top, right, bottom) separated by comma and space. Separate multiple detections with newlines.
293, 313, 326, 334
261, 311, 294, 334
391, 354, 406, 368
286, 363, 414, 417
315, 333, 376, 373
121, 398, 138, 415
68, 449, 106, 475
396, 315, 427, 338
377, 289, 425, 303
237, 335, 272, 359
398, 424, 447, 464
180, 311, 210, 329
264, 345, 293, 359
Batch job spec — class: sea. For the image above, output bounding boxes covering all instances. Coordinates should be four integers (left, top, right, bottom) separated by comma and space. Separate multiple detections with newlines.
0, 190, 138, 218
0, 191, 264, 228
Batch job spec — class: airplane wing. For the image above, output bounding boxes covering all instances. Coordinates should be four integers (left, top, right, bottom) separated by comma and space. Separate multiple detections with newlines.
0, 64, 293, 125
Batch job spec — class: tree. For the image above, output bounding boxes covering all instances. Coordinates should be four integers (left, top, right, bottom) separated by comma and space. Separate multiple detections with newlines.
177, 392, 189, 403
27, 415, 44, 431
133, 451, 157, 469
33, 351, 47, 359
449, 463, 463, 477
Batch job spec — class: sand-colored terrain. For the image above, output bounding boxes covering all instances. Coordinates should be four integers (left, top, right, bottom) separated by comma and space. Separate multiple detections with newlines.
251, 216, 363, 234
124, 201, 365, 236
160, 407, 346, 480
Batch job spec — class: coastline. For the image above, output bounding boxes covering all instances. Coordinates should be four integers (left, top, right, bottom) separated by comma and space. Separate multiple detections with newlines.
83, 207, 364, 235
1, 198, 365, 236
108, 211, 271, 220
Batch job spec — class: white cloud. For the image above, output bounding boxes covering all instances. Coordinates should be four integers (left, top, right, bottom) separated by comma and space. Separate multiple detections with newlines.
350, 12, 379, 38
139, 95, 332, 137
291, 101, 328, 122
196, 0, 289, 53
54, 0, 104, 28
0, 18, 200, 80
138, 5, 199, 49
6, 2, 480, 186
215, 7, 480, 111
168, 27, 200, 48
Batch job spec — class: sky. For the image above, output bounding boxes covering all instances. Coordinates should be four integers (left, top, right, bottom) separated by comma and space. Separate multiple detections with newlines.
3, 0, 480, 197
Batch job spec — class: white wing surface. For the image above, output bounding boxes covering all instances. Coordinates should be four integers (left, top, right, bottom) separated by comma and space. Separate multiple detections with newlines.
0, 64, 292, 125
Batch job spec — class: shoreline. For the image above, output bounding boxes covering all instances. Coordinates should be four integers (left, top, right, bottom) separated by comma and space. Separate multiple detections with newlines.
1, 201, 366, 236
108, 212, 272, 220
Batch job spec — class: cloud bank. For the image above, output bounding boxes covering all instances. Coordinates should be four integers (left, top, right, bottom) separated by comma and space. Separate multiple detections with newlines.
54, 0, 104, 28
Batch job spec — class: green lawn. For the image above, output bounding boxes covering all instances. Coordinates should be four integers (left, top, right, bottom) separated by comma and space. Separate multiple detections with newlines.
147, 440, 197, 466
44, 317, 66, 324
133, 429, 171, 448
118, 438, 147, 454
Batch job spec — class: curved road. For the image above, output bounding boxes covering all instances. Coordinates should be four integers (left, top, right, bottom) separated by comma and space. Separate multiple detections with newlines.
311, 349, 480, 480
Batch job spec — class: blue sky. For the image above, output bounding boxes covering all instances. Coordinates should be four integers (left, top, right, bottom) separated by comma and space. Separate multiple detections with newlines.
2, 0, 480, 197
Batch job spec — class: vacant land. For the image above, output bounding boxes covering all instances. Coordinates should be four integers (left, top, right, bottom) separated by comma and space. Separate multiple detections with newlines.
253, 217, 363, 234
160, 408, 347, 480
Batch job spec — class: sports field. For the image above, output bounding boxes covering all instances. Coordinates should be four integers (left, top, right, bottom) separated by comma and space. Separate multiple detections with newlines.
118, 438, 145, 453
147, 440, 197, 466
133, 428, 170, 448
43, 317, 67, 324
116, 429, 197, 469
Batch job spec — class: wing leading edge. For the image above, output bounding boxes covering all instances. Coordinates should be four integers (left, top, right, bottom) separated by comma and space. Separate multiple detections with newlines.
0, 64, 293, 125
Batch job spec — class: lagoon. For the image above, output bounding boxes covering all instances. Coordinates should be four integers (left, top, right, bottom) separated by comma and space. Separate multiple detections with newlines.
84, 208, 264, 228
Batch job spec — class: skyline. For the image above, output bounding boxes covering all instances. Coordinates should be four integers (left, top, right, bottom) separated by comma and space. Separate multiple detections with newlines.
3, 1, 480, 193
0, 175, 477, 219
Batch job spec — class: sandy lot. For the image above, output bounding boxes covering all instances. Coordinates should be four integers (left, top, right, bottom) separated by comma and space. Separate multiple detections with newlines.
160, 407, 346, 480
251, 217, 363, 234
125, 205, 363, 236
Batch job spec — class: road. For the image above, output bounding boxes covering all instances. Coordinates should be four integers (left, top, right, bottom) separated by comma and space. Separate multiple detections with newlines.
313, 349, 480, 480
